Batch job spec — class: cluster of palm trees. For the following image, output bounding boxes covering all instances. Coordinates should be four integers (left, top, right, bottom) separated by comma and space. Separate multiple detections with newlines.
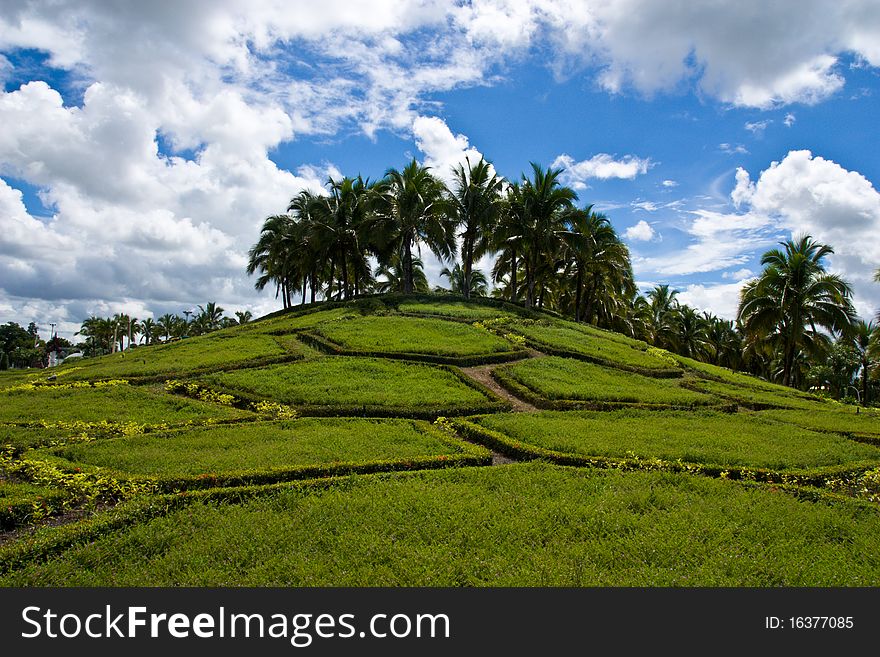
248, 157, 879, 403
76, 304, 252, 356
248, 158, 636, 316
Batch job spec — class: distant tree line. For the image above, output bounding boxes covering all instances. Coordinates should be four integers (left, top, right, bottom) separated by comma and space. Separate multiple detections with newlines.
247, 157, 880, 404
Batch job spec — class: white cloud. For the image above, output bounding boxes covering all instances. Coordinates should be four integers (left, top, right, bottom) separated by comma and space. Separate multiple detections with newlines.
412, 115, 486, 186
624, 220, 656, 241
722, 268, 754, 281
552, 153, 652, 190
719, 143, 749, 155
744, 119, 772, 135
661, 179, 678, 188
784, 112, 796, 127
641, 151, 880, 320
677, 281, 751, 320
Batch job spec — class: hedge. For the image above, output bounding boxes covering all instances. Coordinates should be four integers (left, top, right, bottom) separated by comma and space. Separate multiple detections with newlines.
451, 418, 880, 491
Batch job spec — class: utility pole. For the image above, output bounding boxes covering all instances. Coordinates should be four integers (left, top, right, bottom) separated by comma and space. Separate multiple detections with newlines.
183, 309, 192, 339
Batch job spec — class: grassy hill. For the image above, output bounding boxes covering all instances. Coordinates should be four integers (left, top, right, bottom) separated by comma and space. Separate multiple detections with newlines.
2, 294, 880, 585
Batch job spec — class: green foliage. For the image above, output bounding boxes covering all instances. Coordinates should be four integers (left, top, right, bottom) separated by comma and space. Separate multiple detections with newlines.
313, 315, 516, 357
472, 409, 880, 471
0, 480, 71, 530
34, 418, 488, 484
756, 408, 880, 438
683, 378, 827, 410
509, 321, 681, 374
5, 464, 880, 586
49, 331, 302, 382
0, 384, 252, 425
497, 357, 714, 407
397, 301, 516, 321
0, 352, 8, 370
198, 357, 502, 416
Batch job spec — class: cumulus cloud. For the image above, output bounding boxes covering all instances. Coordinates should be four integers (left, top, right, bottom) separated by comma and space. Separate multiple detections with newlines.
624, 220, 657, 241
677, 281, 751, 320
640, 150, 880, 320
412, 115, 486, 186
744, 119, 772, 135
552, 153, 651, 190
784, 112, 796, 127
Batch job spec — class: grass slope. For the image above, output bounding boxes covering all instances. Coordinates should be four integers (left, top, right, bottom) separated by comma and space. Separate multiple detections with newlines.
199, 357, 500, 415
474, 410, 880, 471
39, 418, 472, 477
4, 464, 880, 586
498, 357, 713, 407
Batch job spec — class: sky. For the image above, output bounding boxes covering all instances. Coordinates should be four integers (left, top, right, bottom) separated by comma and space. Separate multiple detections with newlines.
1, 1, 880, 341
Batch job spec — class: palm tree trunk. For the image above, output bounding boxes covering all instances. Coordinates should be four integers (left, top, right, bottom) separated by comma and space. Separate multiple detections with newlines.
510, 249, 517, 303
341, 250, 349, 300
403, 237, 413, 295
574, 269, 583, 322
327, 260, 335, 302
863, 362, 870, 406
525, 257, 534, 308
310, 271, 317, 304
463, 236, 473, 300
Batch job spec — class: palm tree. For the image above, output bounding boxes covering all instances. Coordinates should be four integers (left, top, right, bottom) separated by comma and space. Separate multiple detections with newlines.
247, 213, 300, 308
851, 320, 878, 406
440, 263, 489, 296
739, 236, 856, 387
139, 318, 156, 345
646, 285, 680, 350
198, 302, 225, 332
675, 306, 708, 360
703, 314, 742, 369
371, 159, 456, 295
157, 314, 176, 343
558, 207, 633, 325
449, 157, 504, 299
235, 310, 253, 325
374, 255, 430, 294
516, 163, 577, 307
309, 176, 374, 300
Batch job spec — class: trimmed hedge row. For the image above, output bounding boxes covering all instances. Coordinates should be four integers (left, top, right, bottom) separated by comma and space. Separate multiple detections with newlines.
296, 330, 529, 367
451, 418, 880, 491
0, 486, 74, 531
490, 366, 734, 413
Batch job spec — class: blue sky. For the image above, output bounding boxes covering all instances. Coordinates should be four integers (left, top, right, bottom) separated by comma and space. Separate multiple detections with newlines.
1, 1, 880, 340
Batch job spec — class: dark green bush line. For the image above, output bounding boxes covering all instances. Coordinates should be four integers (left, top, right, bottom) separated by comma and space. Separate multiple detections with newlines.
451, 419, 879, 493
296, 330, 529, 367
510, 336, 682, 378
490, 367, 733, 413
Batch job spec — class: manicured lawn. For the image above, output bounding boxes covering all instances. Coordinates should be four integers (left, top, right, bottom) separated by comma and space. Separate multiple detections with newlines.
0, 370, 33, 390
556, 319, 649, 348
242, 307, 359, 334
473, 410, 880, 470
47, 332, 301, 381
498, 357, 714, 406
4, 464, 880, 586
685, 379, 828, 410
0, 384, 252, 425
756, 408, 880, 437
313, 315, 515, 356
674, 355, 810, 394
511, 323, 679, 373
397, 301, 516, 320
0, 479, 66, 508
199, 357, 498, 414
38, 418, 478, 477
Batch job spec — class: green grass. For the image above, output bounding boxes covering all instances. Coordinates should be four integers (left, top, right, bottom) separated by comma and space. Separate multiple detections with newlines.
674, 354, 810, 394
0, 479, 65, 507
557, 319, 649, 348
313, 315, 515, 356
474, 410, 880, 471
685, 379, 828, 410
756, 408, 880, 437
397, 301, 516, 320
512, 323, 679, 373
499, 357, 714, 406
242, 307, 359, 334
38, 418, 471, 477
199, 357, 497, 414
3, 463, 880, 586
0, 370, 33, 390
46, 332, 301, 381
0, 384, 252, 425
